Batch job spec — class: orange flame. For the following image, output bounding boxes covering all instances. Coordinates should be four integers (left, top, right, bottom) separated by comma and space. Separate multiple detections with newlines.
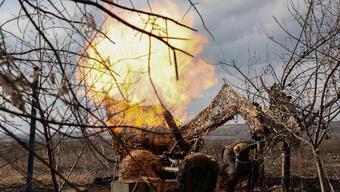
79, 0, 217, 131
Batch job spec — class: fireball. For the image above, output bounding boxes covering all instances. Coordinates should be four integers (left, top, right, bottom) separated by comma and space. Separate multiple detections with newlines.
79, 0, 217, 131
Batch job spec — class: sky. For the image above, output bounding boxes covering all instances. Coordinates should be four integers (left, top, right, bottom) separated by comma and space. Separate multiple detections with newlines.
197, 0, 297, 65
98, 0, 304, 118
0, 0, 304, 120
178, 0, 302, 116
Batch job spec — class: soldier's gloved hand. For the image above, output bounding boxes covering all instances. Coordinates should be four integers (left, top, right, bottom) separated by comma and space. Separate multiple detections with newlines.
233, 143, 248, 155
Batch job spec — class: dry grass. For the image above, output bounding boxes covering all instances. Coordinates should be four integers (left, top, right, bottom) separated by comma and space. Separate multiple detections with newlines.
1, 138, 339, 191
0, 140, 117, 191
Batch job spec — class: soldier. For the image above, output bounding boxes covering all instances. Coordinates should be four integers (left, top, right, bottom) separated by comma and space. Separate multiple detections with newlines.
221, 139, 257, 192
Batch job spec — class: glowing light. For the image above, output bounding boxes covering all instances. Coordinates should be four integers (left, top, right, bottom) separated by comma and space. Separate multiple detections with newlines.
79, 0, 217, 131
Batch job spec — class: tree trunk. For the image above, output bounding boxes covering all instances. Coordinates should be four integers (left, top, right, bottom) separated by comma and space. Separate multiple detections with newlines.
281, 142, 290, 192
313, 149, 329, 192
256, 140, 265, 190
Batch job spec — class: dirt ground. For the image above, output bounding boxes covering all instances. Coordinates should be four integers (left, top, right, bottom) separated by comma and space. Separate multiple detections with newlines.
1, 138, 339, 191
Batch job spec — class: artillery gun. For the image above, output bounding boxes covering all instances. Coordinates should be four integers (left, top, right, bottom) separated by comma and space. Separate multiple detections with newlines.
110, 83, 288, 192
115, 110, 220, 192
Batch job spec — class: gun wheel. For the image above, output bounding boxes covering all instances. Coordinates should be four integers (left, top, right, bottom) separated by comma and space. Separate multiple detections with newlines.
177, 153, 219, 192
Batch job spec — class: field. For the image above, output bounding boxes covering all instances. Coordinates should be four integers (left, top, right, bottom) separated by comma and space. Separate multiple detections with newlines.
0, 139, 117, 192
1, 137, 340, 191
202, 138, 340, 191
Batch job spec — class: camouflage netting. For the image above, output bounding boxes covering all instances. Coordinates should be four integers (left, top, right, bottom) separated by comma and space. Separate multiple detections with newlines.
181, 83, 267, 140
263, 84, 303, 146
118, 150, 162, 180
119, 150, 178, 191
103, 97, 176, 156
110, 125, 175, 158
107, 83, 272, 156
266, 84, 302, 134
107, 83, 303, 157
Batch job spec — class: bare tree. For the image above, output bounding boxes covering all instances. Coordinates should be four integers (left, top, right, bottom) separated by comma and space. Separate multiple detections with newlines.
0, 0, 209, 190
222, 0, 339, 191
